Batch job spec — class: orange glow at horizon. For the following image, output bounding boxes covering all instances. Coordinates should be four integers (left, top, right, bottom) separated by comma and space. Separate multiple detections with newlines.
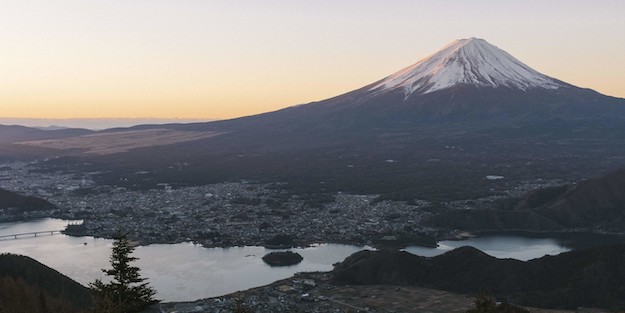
1, 1, 624, 120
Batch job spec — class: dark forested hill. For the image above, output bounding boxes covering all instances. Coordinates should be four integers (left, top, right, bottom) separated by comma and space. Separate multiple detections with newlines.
425, 168, 625, 232
0, 188, 57, 220
516, 169, 625, 229
0, 253, 92, 312
332, 244, 625, 310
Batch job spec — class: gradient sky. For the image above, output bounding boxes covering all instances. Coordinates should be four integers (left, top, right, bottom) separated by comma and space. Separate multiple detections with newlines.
2, 0, 624, 120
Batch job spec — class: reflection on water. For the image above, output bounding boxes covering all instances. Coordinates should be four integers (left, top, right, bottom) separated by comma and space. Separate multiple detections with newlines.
133, 243, 367, 302
0, 218, 78, 237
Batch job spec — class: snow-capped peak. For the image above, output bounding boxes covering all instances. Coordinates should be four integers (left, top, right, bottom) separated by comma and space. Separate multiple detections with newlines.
370, 38, 563, 96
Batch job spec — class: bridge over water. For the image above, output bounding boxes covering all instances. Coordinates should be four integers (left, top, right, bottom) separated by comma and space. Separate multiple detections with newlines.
0, 229, 65, 241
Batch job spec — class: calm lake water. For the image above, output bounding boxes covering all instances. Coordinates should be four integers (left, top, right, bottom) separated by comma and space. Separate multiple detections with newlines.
1, 218, 619, 302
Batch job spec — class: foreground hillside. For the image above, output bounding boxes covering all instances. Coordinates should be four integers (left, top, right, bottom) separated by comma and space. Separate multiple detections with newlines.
0, 254, 91, 312
332, 244, 625, 310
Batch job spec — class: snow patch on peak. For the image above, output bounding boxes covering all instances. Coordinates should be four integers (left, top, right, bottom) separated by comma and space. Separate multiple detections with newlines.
370, 38, 564, 97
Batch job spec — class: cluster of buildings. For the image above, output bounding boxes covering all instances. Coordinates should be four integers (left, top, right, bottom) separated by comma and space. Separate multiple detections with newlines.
54, 183, 432, 248
0, 160, 565, 248
0, 161, 433, 247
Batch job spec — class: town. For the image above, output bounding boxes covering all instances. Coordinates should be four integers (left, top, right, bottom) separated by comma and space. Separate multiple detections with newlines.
0, 160, 568, 248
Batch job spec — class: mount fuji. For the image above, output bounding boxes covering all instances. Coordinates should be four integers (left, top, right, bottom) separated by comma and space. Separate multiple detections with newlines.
200, 37, 624, 137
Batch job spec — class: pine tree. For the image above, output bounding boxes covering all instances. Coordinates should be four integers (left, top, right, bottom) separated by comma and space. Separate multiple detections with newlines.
90, 234, 158, 313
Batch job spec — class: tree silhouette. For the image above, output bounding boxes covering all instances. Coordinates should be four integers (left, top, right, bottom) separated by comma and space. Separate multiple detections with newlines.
90, 234, 158, 313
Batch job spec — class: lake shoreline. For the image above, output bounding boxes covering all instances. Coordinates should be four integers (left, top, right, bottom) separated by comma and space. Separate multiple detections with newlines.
4, 218, 625, 302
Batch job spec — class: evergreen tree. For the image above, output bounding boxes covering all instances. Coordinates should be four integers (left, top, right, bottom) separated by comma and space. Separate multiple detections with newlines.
90, 234, 158, 313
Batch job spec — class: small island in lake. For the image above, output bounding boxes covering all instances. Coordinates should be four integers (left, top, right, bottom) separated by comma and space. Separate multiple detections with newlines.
262, 251, 303, 267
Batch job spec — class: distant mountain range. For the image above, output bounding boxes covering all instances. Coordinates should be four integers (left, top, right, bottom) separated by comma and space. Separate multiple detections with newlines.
0, 124, 92, 144
0, 118, 214, 130
2, 38, 625, 200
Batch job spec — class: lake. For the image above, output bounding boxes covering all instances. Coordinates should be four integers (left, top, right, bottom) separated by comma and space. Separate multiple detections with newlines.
0, 218, 369, 302
1, 218, 620, 302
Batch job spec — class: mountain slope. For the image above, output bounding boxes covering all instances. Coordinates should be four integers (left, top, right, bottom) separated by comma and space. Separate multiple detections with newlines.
0, 124, 95, 161
0, 253, 92, 310
518, 169, 625, 229
369, 38, 564, 96
424, 168, 625, 232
